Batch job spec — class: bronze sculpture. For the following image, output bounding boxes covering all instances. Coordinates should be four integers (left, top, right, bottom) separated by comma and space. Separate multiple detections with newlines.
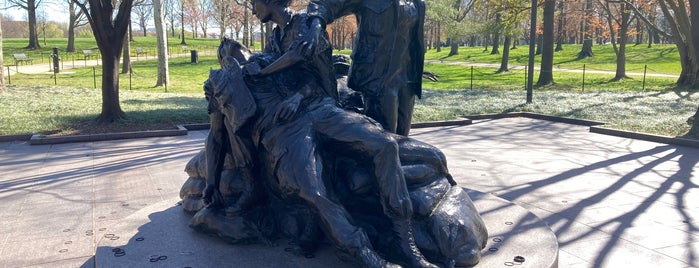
179, 1, 487, 266
303, 0, 426, 136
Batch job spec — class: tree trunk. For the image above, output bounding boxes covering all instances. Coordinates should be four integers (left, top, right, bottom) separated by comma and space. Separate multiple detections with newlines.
27, 0, 41, 49
67, 19, 77, 52
555, 0, 565, 52
612, 3, 630, 81
180, 3, 187, 45
537, 0, 555, 86
75, 0, 132, 123
436, 21, 441, 53
154, 0, 169, 87
121, 29, 131, 74
684, 0, 699, 138
491, 14, 501, 55
97, 54, 127, 123
67, 1, 78, 52
243, 8, 250, 47
635, 17, 643, 45
689, 106, 699, 138
497, 35, 511, 73
483, 35, 489, 52
141, 17, 147, 36
129, 20, 134, 41
578, 0, 593, 58
448, 38, 459, 56
260, 23, 266, 51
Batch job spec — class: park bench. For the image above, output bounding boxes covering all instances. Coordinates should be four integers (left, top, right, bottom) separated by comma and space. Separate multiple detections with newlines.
82, 49, 96, 60
12, 54, 33, 65
181, 45, 188, 52
135, 47, 148, 57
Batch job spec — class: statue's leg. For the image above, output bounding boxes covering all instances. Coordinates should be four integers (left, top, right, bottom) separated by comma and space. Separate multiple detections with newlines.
364, 87, 399, 134
396, 86, 416, 136
273, 138, 393, 268
310, 107, 438, 268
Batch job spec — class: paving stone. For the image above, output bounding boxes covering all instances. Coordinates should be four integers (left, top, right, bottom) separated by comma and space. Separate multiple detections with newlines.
2, 118, 699, 267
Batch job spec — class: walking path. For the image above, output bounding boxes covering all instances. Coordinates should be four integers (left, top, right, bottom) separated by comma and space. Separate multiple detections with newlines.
1, 117, 697, 267
6, 50, 206, 76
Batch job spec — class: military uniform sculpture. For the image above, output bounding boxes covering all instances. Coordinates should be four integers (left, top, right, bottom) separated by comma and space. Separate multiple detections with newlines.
179, 0, 487, 267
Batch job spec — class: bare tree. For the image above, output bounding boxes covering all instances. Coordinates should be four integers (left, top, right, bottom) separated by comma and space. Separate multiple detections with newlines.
133, 0, 152, 36
599, 0, 633, 81
197, 0, 210, 38
180, 0, 187, 44
211, 0, 233, 38
153, 0, 169, 86
164, 0, 179, 37
627, 0, 698, 88
7, 0, 43, 49
74, 0, 134, 123
578, 0, 594, 58
121, 24, 132, 74
536, 0, 555, 86
66, 0, 88, 52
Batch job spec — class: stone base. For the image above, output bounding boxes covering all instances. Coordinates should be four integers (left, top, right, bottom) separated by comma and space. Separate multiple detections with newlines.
95, 190, 558, 267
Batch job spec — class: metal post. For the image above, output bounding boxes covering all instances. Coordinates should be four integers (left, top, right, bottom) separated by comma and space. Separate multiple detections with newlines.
582, 64, 586, 92
526, 0, 537, 103
642, 65, 647, 91
129, 69, 132, 90
524, 64, 528, 90
93, 67, 97, 89
470, 65, 474, 90
7, 66, 11, 85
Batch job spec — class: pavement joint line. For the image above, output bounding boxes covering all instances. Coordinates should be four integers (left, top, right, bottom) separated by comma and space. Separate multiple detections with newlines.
2, 113, 697, 148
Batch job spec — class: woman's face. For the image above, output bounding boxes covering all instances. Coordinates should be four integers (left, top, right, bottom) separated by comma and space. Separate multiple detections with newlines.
252, 1, 274, 23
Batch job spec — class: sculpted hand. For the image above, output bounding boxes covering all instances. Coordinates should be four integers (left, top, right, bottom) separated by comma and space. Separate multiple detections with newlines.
289, 40, 310, 62
202, 184, 224, 208
274, 93, 303, 123
242, 62, 263, 76
300, 18, 323, 57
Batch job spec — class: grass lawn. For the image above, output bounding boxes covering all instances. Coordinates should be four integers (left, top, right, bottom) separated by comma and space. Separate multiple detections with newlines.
1, 85, 696, 138
0, 39, 696, 138
0, 85, 208, 136
424, 43, 682, 75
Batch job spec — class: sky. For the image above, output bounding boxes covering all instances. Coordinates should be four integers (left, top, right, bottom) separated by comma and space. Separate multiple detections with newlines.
2, 2, 69, 23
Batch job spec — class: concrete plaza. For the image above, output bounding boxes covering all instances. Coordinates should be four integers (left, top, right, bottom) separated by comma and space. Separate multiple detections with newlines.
1, 117, 697, 267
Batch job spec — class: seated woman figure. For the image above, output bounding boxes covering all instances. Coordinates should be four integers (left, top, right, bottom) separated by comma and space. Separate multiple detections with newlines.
182, 38, 488, 267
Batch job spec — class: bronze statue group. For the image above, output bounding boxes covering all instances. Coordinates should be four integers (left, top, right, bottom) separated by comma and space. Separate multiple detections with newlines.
179, 0, 488, 267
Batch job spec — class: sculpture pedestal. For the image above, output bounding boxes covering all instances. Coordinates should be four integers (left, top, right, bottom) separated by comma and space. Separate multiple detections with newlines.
95, 190, 558, 267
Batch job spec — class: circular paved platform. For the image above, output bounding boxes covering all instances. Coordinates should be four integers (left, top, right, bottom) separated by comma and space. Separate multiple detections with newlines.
95, 190, 558, 267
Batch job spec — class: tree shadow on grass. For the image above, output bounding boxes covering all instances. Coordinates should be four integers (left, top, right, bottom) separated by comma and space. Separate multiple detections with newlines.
44, 96, 208, 135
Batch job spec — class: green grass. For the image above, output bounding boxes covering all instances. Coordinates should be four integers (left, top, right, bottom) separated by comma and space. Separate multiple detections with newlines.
424, 43, 682, 75
1, 37, 696, 138
1, 84, 696, 137
422, 63, 678, 91
414, 88, 697, 137
0, 85, 208, 135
